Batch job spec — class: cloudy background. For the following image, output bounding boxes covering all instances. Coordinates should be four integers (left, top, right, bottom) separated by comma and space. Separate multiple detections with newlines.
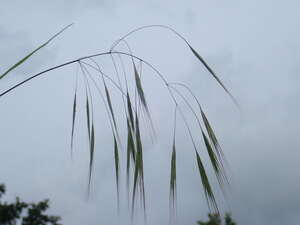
1, 1, 300, 225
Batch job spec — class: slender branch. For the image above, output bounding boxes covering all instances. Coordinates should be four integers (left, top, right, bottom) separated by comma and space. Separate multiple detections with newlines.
110, 25, 189, 51
81, 61, 126, 96
0, 51, 169, 98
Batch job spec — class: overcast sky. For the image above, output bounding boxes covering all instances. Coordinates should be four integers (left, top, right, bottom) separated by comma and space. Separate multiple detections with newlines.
1, 1, 300, 225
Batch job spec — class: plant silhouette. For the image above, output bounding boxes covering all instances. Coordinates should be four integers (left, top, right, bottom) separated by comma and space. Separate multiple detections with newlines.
0, 183, 62, 225
197, 213, 236, 225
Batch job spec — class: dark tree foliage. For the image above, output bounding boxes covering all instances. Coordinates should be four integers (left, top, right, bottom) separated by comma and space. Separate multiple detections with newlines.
0, 184, 62, 225
197, 213, 236, 225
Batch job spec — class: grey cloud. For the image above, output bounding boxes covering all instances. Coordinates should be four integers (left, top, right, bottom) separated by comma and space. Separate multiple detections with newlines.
1, 1, 300, 225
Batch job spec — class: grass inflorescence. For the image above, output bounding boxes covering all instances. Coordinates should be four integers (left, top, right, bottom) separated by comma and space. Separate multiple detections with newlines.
0, 24, 238, 223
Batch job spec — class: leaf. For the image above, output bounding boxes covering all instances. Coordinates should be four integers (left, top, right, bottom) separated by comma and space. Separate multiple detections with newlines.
104, 82, 119, 140
136, 115, 146, 212
126, 119, 136, 189
200, 109, 226, 164
114, 134, 120, 197
88, 124, 95, 189
201, 130, 222, 183
133, 62, 155, 138
132, 116, 141, 205
0, 24, 73, 80
104, 83, 115, 124
131, 114, 146, 214
70, 92, 77, 155
200, 109, 228, 185
189, 44, 238, 106
169, 140, 177, 207
128, 120, 136, 161
127, 92, 135, 131
132, 149, 141, 214
195, 150, 218, 213
133, 62, 149, 114
126, 120, 131, 190
86, 95, 91, 141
